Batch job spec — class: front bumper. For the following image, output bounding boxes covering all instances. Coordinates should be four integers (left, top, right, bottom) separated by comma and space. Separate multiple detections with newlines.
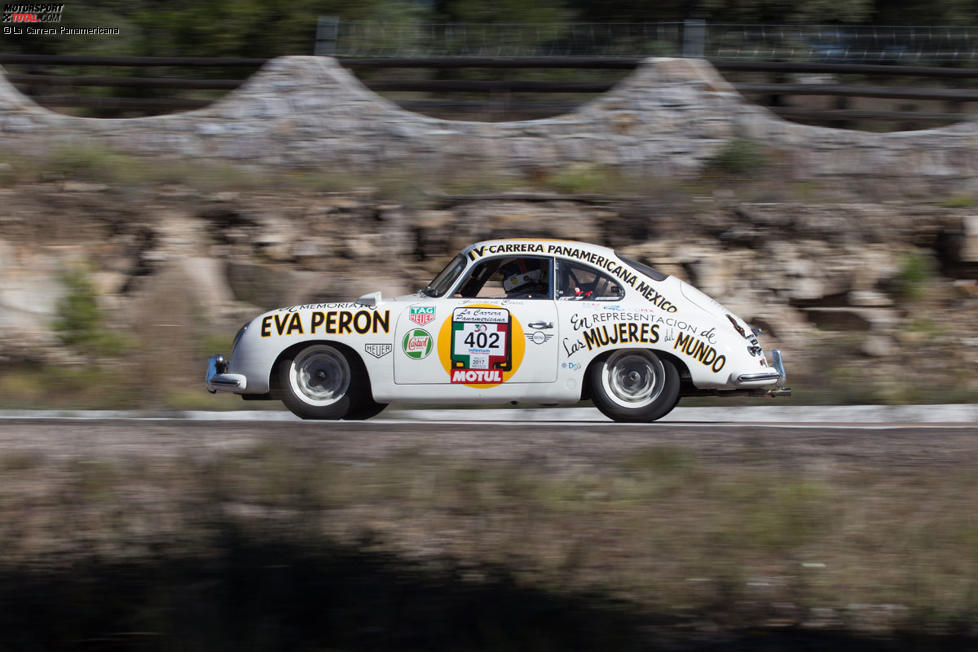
205, 354, 248, 394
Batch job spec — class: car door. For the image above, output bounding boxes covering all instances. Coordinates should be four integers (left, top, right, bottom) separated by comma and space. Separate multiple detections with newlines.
393, 256, 558, 386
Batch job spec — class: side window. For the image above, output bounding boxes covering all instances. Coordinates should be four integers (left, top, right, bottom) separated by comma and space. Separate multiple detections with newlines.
556, 260, 625, 301
455, 256, 552, 300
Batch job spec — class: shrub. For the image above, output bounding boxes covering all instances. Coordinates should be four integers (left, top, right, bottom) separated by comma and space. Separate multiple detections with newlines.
53, 267, 102, 348
53, 266, 130, 357
705, 138, 770, 178
545, 163, 630, 194
939, 195, 976, 209
896, 251, 937, 301
43, 143, 127, 182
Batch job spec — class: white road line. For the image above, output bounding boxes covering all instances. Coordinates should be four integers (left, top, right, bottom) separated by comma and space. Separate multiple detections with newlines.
0, 405, 975, 425
0, 416, 970, 430
347, 420, 976, 430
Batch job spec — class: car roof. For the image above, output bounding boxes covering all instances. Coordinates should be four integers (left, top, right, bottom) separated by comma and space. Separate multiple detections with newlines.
460, 238, 618, 259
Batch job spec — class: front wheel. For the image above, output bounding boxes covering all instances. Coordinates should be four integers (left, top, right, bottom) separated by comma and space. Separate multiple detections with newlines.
589, 350, 680, 423
345, 400, 388, 420
279, 344, 362, 420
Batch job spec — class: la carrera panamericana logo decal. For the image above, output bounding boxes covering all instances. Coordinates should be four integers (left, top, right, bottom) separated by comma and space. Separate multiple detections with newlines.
408, 305, 436, 326
438, 305, 526, 387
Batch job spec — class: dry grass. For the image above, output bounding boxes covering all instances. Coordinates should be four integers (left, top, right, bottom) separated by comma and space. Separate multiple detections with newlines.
3, 437, 978, 644
3, 142, 829, 203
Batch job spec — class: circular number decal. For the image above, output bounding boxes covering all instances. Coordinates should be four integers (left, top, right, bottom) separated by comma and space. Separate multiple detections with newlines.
437, 304, 525, 387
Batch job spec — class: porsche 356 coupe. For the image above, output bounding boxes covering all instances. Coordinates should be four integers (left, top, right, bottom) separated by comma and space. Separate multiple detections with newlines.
206, 239, 788, 421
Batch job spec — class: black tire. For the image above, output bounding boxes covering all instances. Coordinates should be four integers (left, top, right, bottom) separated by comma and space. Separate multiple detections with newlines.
589, 349, 680, 423
344, 400, 388, 420
278, 344, 368, 420
342, 349, 386, 420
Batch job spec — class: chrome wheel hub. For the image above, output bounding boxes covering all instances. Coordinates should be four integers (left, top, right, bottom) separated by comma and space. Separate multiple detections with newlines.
290, 346, 351, 407
601, 350, 665, 409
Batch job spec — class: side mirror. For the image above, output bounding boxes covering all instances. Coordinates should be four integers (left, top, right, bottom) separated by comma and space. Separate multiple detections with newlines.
356, 291, 382, 307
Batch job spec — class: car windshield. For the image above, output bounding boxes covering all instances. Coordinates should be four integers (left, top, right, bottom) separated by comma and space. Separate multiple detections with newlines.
422, 254, 467, 297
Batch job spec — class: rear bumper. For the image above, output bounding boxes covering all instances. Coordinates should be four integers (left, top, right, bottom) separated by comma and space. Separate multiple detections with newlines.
734, 349, 790, 396
205, 354, 248, 394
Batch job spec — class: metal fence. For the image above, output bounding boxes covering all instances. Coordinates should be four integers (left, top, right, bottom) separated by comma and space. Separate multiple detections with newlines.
3, 53, 978, 128
319, 21, 685, 57
318, 19, 978, 63
705, 24, 978, 63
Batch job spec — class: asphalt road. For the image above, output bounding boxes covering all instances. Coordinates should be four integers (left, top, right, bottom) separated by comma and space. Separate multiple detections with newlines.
0, 417, 975, 473
2, 414, 973, 650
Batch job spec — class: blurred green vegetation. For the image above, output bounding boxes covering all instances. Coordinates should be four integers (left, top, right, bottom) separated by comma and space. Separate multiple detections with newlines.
939, 194, 977, 209
703, 137, 771, 179
53, 266, 102, 347
0, 0, 964, 59
895, 251, 937, 301
39, 143, 262, 190
5, 143, 821, 203
42, 143, 128, 182
0, 0, 406, 58
0, 366, 140, 409
53, 265, 133, 357
543, 163, 637, 195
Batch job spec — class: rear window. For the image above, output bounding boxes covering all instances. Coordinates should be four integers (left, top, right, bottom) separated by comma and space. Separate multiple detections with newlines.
618, 255, 668, 282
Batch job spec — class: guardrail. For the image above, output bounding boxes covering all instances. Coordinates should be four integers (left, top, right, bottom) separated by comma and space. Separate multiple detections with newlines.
1, 54, 976, 127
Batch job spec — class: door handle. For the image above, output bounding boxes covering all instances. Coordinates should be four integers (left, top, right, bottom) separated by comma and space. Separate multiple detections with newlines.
528, 321, 553, 330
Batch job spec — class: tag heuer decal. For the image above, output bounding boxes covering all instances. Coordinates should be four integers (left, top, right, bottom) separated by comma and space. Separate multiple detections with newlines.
408, 305, 436, 326
364, 343, 392, 359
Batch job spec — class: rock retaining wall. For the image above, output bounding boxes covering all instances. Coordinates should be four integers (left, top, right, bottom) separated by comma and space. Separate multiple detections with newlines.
2, 184, 977, 398
1, 57, 978, 191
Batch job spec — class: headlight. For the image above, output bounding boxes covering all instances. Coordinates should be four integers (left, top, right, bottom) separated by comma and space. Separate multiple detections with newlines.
231, 322, 249, 352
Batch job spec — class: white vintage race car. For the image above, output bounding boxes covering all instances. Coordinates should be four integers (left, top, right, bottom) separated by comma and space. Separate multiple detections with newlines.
205, 239, 788, 422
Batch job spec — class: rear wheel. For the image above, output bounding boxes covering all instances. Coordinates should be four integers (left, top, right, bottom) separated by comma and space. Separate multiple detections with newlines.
279, 344, 373, 420
589, 349, 680, 422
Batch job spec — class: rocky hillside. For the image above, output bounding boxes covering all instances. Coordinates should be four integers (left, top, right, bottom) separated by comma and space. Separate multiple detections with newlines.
1, 179, 977, 408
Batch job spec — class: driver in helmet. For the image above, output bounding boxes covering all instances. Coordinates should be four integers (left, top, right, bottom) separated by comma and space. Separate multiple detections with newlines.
500, 258, 549, 299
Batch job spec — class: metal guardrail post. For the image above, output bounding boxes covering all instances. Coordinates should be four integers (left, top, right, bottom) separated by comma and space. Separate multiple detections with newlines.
682, 19, 706, 58
315, 16, 339, 56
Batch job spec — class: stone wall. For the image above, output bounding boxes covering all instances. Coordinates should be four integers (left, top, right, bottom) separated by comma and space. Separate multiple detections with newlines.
1, 56, 978, 191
